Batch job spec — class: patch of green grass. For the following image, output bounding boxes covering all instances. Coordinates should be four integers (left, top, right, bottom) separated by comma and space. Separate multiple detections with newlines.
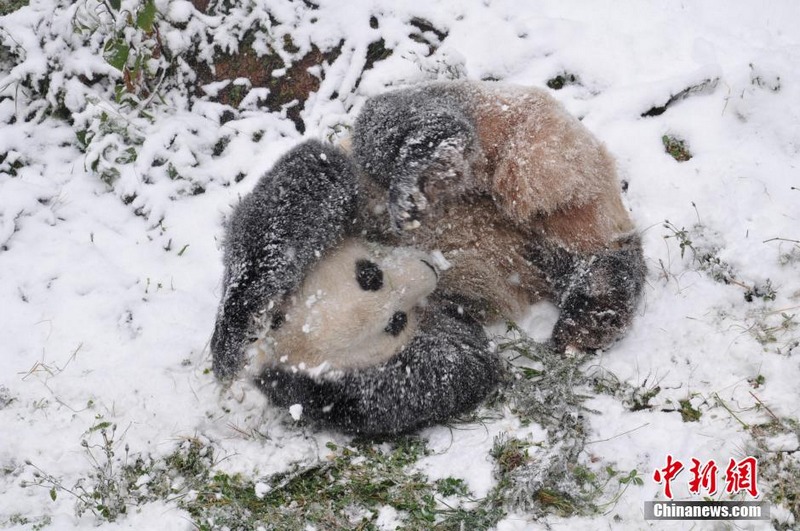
181, 434, 516, 530
183, 438, 441, 530
182, 438, 497, 530
25, 326, 654, 529
0, 0, 28, 16
492, 327, 646, 519
435, 477, 470, 497
663, 215, 797, 355
23, 426, 213, 523
488, 432, 644, 519
25, 430, 502, 529
490, 435, 531, 476
663, 219, 778, 303
534, 488, 578, 515
628, 384, 662, 412
678, 399, 702, 422
590, 370, 663, 412
663, 219, 734, 283
662, 134, 692, 161
3, 513, 51, 530
744, 279, 777, 303
748, 311, 798, 348
750, 417, 800, 529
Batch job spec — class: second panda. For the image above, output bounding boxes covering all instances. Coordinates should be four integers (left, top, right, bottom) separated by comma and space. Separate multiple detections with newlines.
351, 81, 646, 352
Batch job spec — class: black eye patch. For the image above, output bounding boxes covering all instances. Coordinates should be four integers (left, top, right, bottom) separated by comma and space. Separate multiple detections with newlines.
356, 259, 383, 291
384, 311, 407, 336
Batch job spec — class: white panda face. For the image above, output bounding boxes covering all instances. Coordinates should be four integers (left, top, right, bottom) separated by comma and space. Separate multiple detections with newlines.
255, 239, 438, 372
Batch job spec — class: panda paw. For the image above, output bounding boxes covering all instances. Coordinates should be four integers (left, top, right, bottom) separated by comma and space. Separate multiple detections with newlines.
389, 183, 428, 232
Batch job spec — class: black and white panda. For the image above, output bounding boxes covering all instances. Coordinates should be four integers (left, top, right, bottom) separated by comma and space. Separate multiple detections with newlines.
255, 238, 503, 435
211, 80, 645, 435
210, 140, 359, 381
210, 140, 503, 435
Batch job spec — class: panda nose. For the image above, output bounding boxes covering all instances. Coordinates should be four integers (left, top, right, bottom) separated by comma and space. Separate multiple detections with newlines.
420, 259, 439, 280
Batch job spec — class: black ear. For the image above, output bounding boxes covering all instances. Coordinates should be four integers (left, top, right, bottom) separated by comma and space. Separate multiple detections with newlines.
211, 141, 359, 380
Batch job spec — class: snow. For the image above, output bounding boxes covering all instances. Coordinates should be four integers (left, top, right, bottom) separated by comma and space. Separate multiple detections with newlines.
1, 0, 799, 529
375, 505, 402, 530
419, 412, 546, 500
289, 403, 303, 421
254, 481, 271, 499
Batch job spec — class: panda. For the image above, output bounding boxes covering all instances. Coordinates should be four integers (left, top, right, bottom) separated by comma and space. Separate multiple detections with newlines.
350, 80, 646, 352
210, 140, 504, 435
211, 80, 645, 435
255, 238, 503, 435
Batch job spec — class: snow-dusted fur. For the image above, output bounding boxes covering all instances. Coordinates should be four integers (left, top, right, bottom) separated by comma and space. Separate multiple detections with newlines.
210, 141, 358, 379
352, 80, 646, 351
211, 140, 503, 435
258, 296, 500, 435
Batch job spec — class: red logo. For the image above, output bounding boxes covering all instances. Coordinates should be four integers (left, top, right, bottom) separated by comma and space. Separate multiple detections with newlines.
652, 454, 683, 499
724, 457, 759, 497
653, 456, 759, 500
688, 458, 718, 496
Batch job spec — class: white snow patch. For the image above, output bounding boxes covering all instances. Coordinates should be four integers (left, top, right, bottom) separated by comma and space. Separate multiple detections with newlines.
429, 249, 452, 271
254, 481, 271, 499
289, 403, 304, 421
375, 505, 402, 530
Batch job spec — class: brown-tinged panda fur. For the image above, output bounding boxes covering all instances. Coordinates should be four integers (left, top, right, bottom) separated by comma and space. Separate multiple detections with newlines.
351, 80, 645, 351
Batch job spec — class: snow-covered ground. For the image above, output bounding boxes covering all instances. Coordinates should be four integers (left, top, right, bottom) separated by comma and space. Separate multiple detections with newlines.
2, 0, 799, 529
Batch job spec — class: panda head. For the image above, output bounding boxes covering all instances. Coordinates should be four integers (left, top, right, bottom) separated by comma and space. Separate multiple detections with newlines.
251, 239, 439, 372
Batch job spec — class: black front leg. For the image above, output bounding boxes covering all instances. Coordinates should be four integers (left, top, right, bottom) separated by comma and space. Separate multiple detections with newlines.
211, 140, 359, 380
352, 89, 477, 232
